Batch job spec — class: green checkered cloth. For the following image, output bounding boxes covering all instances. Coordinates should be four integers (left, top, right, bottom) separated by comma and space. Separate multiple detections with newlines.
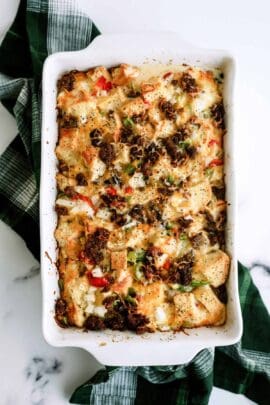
0, 1, 269, 404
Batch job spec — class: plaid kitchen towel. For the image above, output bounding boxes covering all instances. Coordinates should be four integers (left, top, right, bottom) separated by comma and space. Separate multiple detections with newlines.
0, 1, 269, 405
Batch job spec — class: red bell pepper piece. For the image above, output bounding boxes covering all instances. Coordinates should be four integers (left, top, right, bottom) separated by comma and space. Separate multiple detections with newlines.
87, 272, 109, 288
96, 76, 113, 91
208, 139, 220, 147
124, 186, 133, 194
106, 186, 117, 196
163, 72, 172, 79
163, 259, 171, 271
72, 193, 96, 211
142, 95, 151, 105
208, 158, 223, 168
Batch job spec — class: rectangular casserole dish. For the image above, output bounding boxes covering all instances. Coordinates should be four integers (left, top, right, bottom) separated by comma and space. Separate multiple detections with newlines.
40, 33, 242, 366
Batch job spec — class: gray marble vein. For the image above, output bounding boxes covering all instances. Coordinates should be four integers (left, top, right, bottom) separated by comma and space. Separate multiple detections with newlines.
25, 357, 63, 405
250, 262, 270, 275
13, 264, 40, 282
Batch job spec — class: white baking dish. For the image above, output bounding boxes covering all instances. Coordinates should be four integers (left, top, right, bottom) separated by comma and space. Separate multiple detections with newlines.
40, 33, 242, 366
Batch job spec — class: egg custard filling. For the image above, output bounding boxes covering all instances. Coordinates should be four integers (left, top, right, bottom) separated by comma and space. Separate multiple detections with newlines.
55, 63, 229, 333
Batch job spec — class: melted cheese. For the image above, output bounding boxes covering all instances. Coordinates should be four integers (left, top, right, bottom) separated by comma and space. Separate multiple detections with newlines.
90, 157, 106, 182
92, 266, 104, 277
128, 172, 145, 188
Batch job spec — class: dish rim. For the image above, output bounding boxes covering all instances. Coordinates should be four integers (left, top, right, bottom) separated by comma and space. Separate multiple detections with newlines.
40, 32, 242, 366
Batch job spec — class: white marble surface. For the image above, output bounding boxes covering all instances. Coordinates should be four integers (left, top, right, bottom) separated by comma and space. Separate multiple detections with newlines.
0, 0, 269, 404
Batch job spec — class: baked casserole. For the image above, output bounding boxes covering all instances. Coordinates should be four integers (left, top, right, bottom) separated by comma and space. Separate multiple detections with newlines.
54, 63, 229, 333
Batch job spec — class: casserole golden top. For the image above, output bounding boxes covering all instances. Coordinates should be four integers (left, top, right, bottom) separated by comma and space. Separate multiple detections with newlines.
55, 63, 229, 333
